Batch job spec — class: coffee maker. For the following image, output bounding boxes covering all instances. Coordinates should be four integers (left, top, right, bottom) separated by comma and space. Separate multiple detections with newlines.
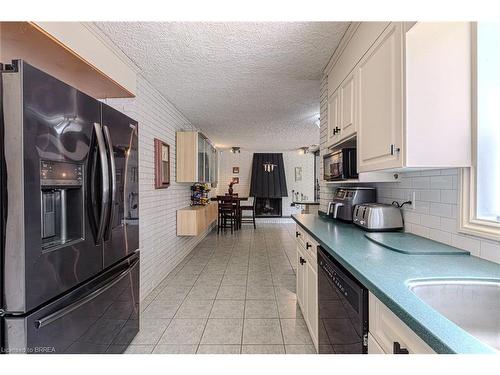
327, 187, 376, 222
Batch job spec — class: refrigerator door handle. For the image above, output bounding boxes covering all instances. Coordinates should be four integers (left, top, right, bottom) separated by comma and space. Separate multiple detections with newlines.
35, 256, 139, 329
103, 125, 116, 239
93, 122, 110, 244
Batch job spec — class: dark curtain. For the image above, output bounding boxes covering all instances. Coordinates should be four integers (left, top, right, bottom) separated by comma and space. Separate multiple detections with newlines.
249, 153, 288, 198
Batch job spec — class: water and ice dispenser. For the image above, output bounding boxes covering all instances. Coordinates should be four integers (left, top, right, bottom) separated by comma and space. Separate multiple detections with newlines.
40, 161, 84, 251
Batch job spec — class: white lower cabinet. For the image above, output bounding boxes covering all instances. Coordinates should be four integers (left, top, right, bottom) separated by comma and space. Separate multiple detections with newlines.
305, 260, 318, 346
296, 225, 319, 352
369, 293, 435, 354
368, 333, 386, 354
296, 244, 306, 313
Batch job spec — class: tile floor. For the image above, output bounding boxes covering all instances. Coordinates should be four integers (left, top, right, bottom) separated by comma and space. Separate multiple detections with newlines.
110, 222, 316, 354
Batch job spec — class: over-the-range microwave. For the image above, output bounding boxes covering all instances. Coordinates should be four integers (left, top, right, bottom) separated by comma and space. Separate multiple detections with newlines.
323, 148, 358, 181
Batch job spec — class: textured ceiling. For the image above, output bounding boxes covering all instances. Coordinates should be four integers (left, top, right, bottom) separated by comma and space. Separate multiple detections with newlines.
95, 22, 349, 150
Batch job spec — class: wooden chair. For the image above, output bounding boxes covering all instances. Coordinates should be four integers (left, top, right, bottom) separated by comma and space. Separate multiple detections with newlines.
240, 197, 256, 229
217, 195, 236, 234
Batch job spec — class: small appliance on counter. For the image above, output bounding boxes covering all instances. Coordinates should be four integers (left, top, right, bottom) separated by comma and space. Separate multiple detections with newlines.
327, 187, 376, 222
353, 203, 404, 231
323, 147, 358, 181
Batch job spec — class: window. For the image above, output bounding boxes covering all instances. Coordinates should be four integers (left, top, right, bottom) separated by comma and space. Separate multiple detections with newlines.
460, 22, 500, 241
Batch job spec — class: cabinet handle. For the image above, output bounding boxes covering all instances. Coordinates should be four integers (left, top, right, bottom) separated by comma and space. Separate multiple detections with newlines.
306, 242, 312, 249
299, 257, 306, 265
393, 341, 409, 354
296, 231, 301, 238
390, 144, 401, 156
333, 127, 341, 135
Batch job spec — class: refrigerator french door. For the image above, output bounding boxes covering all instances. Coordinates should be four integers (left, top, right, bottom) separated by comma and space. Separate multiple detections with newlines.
100, 104, 139, 269
0, 60, 139, 353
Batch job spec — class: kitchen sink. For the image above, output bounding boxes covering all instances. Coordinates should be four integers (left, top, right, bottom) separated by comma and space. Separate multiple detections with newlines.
407, 279, 500, 351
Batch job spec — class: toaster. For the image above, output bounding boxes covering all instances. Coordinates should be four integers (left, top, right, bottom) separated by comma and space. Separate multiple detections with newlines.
353, 203, 403, 231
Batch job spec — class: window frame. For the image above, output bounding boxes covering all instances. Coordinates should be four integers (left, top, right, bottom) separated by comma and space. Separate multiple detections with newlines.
460, 22, 500, 242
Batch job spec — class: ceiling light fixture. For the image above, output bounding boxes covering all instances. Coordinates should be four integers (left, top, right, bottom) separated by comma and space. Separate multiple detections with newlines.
231, 147, 241, 153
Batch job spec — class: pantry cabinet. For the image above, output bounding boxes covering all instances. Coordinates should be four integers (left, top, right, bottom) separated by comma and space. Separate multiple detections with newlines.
176, 131, 218, 184
326, 22, 472, 173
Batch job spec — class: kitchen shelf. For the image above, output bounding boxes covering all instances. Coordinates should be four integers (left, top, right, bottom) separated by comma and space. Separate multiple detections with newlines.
325, 172, 400, 184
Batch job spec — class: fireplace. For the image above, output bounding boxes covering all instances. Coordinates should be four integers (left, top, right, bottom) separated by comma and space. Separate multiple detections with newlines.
255, 197, 282, 217
250, 153, 287, 218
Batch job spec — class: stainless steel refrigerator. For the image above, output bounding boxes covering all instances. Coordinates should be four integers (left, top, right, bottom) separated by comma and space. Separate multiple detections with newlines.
0, 60, 140, 354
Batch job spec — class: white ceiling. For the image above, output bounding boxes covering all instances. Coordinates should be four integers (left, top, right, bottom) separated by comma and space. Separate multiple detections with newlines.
95, 22, 349, 150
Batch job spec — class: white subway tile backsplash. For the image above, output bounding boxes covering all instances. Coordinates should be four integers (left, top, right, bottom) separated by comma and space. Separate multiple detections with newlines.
410, 224, 430, 238
429, 202, 453, 218
417, 190, 440, 203
412, 176, 431, 189
480, 241, 500, 264
440, 190, 458, 204
430, 175, 453, 190
451, 234, 481, 256
403, 210, 421, 225
428, 228, 452, 245
440, 217, 458, 233
419, 214, 441, 230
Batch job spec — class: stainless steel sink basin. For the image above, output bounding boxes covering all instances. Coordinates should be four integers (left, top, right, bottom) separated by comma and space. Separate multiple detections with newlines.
408, 279, 500, 351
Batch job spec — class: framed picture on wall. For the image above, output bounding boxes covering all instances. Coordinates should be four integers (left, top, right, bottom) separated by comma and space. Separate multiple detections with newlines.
233, 166, 240, 174
154, 138, 170, 189
295, 167, 302, 182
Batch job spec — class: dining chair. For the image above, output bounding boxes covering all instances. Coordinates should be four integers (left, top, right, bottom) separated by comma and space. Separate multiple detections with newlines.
240, 197, 256, 229
217, 195, 236, 234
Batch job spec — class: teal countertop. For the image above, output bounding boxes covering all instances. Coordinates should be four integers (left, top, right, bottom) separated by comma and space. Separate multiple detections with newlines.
292, 213, 500, 354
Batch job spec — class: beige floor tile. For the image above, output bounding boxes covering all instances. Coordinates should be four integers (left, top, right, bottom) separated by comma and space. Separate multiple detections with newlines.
197, 345, 241, 354
200, 319, 243, 345
241, 345, 285, 354
244, 300, 279, 318
158, 319, 207, 345
242, 319, 283, 345
210, 300, 245, 318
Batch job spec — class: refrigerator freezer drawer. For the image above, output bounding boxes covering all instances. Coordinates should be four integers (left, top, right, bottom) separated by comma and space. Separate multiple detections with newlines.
3, 252, 139, 354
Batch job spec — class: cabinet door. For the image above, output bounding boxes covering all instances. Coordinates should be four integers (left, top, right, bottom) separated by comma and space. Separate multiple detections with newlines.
296, 245, 306, 312
306, 262, 318, 349
327, 90, 341, 147
197, 134, 205, 182
204, 140, 211, 183
357, 23, 404, 172
339, 73, 356, 139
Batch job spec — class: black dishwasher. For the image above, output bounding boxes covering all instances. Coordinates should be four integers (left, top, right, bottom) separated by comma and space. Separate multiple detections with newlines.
318, 246, 368, 354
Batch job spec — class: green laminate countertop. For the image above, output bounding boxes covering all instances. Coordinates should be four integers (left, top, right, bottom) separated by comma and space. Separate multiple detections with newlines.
291, 213, 500, 354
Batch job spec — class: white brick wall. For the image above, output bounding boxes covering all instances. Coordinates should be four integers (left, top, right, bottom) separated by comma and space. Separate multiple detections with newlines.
319, 74, 500, 265
104, 75, 210, 301
217, 149, 315, 217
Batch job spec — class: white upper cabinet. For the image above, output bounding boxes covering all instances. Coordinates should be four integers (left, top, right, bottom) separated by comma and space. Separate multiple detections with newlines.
327, 90, 341, 145
327, 72, 357, 147
326, 22, 472, 173
339, 73, 356, 139
357, 23, 403, 172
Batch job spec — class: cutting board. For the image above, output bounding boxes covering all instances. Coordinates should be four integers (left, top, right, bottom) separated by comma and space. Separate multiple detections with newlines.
365, 232, 470, 255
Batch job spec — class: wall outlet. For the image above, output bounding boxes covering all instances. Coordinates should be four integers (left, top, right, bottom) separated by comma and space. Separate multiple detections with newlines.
409, 191, 416, 210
